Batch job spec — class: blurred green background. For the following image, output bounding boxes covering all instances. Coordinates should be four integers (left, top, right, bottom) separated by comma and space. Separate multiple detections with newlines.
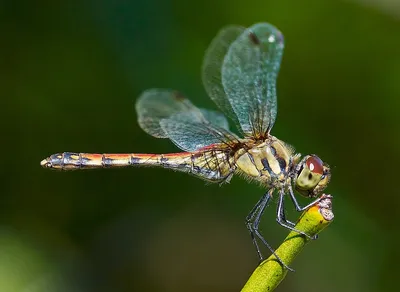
2, 0, 400, 291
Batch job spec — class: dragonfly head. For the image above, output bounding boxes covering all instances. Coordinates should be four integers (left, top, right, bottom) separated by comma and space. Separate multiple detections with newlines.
293, 155, 330, 198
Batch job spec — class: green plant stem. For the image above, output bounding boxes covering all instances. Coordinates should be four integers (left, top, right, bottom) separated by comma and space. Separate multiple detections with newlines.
241, 194, 334, 292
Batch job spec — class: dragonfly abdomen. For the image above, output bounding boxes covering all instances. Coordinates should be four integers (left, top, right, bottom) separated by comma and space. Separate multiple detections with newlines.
40, 152, 193, 170
40, 152, 232, 182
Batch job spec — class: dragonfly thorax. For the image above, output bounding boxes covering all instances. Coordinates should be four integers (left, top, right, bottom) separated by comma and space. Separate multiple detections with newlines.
234, 136, 295, 186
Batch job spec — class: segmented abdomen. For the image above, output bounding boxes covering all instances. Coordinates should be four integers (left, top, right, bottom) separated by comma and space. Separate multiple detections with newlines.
41, 151, 235, 182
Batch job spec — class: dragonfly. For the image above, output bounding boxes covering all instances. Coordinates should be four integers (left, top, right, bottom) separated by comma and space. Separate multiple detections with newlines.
41, 23, 331, 271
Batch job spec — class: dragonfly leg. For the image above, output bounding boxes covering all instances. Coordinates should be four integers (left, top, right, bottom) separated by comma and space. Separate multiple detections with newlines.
276, 195, 295, 227
276, 190, 316, 240
246, 194, 264, 261
288, 185, 323, 212
287, 185, 323, 240
246, 190, 294, 272
245, 191, 270, 260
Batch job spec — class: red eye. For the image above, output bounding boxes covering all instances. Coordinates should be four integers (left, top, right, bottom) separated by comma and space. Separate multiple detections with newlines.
306, 156, 324, 174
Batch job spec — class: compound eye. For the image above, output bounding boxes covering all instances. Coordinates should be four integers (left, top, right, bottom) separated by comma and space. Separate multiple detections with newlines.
306, 156, 324, 175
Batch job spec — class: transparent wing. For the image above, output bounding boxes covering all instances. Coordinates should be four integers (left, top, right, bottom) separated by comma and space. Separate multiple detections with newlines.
202, 25, 245, 132
136, 89, 194, 138
136, 89, 240, 152
160, 111, 239, 152
221, 23, 284, 139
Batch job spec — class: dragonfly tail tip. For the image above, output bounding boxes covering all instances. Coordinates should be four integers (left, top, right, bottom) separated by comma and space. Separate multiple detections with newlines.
40, 158, 51, 168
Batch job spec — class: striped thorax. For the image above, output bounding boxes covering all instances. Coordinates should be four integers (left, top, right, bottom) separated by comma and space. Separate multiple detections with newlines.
235, 136, 295, 186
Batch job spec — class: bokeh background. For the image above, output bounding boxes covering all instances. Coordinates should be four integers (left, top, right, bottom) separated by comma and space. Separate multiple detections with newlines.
2, 0, 400, 291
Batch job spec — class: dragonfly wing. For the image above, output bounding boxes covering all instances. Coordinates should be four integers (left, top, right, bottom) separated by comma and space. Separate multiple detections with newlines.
136, 89, 240, 152
160, 110, 239, 152
199, 109, 229, 130
221, 23, 284, 139
136, 89, 195, 138
202, 25, 245, 132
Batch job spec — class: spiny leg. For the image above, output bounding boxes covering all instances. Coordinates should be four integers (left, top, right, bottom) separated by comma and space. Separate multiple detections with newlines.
288, 185, 324, 240
246, 190, 294, 272
246, 191, 270, 260
276, 190, 316, 240
288, 185, 323, 212
276, 193, 295, 228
